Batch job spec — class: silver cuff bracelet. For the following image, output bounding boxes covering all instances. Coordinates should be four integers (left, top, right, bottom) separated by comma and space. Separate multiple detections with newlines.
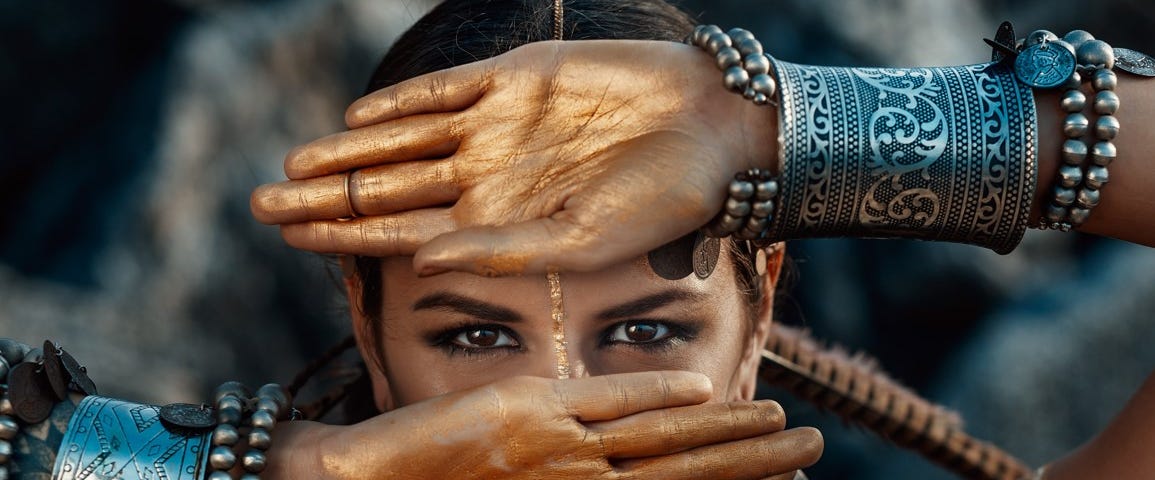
52, 396, 210, 480
768, 60, 1039, 254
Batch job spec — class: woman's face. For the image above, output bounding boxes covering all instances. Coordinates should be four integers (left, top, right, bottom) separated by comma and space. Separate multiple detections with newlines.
351, 251, 778, 411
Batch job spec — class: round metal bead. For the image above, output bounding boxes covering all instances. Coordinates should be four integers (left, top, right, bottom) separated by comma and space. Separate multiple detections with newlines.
243, 449, 268, 473
751, 200, 775, 218
0, 440, 10, 463
742, 87, 757, 100
726, 28, 756, 45
1063, 113, 1088, 138
1050, 39, 1076, 56
0, 358, 8, 382
209, 445, 237, 470
1085, 165, 1110, 189
1091, 68, 1118, 91
692, 25, 721, 47
1091, 141, 1117, 166
1076, 188, 1101, 209
1062, 139, 1088, 165
1068, 207, 1092, 226
240, 475, 261, 480
0, 466, 9, 480
736, 38, 763, 57
1063, 71, 1083, 90
729, 180, 755, 201
0, 340, 28, 365
722, 65, 750, 92
211, 424, 240, 447
217, 395, 244, 412
1053, 186, 1077, 207
1063, 30, 1095, 49
1025, 30, 1058, 45
749, 74, 776, 97
715, 47, 742, 70
0, 416, 18, 441
743, 54, 771, 76
1044, 204, 1068, 223
1057, 164, 1084, 189
1094, 90, 1120, 115
257, 398, 282, 418
217, 406, 243, 427
753, 93, 771, 105
745, 216, 769, 232
725, 198, 751, 217
755, 180, 778, 201
214, 381, 252, 404
1077, 40, 1115, 69
0, 397, 12, 416
1095, 115, 1120, 140
208, 472, 232, 480
1060, 89, 1086, 113
705, 32, 732, 54
251, 409, 276, 430
718, 213, 744, 233
249, 427, 273, 450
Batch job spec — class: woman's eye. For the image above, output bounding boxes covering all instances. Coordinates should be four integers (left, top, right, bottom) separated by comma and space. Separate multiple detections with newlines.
451, 327, 519, 348
608, 321, 672, 344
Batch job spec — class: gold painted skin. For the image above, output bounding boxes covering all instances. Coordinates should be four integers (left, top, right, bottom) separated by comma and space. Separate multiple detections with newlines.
547, 270, 573, 379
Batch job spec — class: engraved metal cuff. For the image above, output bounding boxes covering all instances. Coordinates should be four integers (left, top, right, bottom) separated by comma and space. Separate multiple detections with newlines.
52, 396, 210, 480
768, 59, 1038, 254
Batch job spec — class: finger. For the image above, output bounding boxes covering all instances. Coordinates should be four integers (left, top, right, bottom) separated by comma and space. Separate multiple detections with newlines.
346, 59, 492, 129
616, 427, 824, 480
553, 371, 712, 422
251, 160, 460, 224
280, 209, 455, 257
285, 113, 462, 180
590, 400, 786, 458
768, 471, 801, 480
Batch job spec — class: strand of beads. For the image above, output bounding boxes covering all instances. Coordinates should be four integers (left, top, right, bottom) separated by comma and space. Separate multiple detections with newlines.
0, 340, 32, 480
689, 25, 777, 106
208, 381, 294, 480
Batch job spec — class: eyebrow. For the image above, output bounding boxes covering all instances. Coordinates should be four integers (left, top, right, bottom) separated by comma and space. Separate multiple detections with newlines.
595, 289, 707, 321
411, 291, 524, 323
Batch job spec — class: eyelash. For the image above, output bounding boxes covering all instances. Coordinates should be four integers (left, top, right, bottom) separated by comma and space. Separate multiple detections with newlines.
598, 320, 698, 353
428, 322, 523, 358
428, 319, 699, 358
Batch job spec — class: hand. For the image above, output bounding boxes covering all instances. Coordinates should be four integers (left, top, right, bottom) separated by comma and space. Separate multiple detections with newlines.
267, 371, 821, 479
251, 40, 776, 275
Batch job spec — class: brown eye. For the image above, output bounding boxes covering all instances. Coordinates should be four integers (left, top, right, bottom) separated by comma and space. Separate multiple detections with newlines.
609, 321, 671, 344
452, 327, 518, 348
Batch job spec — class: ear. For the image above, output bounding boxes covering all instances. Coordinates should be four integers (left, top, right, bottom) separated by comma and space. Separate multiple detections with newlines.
732, 244, 786, 401
343, 256, 396, 413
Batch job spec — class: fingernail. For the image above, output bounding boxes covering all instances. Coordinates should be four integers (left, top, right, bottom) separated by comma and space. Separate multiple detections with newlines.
416, 264, 450, 277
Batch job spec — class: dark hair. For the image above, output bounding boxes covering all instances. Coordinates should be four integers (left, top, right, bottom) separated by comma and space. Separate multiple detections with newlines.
352, 0, 770, 395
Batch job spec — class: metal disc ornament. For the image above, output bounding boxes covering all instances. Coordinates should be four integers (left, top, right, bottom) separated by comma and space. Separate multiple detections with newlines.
1015, 42, 1077, 88
42, 341, 68, 401
59, 348, 98, 396
9, 362, 54, 424
160, 403, 217, 431
692, 235, 721, 279
1115, 48, 1155, 76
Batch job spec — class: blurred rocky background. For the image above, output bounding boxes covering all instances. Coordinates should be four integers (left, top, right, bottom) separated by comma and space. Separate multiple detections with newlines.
2, 1, 1153, 478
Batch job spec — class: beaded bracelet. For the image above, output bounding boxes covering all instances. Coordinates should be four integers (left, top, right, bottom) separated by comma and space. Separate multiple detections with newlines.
0, 340, 33, 480
208, 381, 294, 480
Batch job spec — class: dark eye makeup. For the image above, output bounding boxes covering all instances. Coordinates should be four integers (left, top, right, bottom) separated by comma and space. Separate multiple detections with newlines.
427, 318, 701, 358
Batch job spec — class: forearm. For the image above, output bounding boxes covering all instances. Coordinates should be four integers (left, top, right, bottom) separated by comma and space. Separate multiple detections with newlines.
9, 394, 78, 479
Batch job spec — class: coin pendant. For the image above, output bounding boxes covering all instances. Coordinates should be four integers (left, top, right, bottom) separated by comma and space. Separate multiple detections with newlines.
1115, 48, 1155, 77
693, 235, 721, 279
1015, 43, 1076, 88
9, 362, 54, 424
42, 341, 68, 401
59, 349, 98, 396
160, 403, 217, 431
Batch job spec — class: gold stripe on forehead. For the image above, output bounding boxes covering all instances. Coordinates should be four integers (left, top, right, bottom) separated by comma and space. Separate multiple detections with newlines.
553, 0, 564, 40
547, 270, 572, 379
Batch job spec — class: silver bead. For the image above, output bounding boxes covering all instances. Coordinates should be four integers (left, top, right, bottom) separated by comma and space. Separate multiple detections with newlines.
1026, 30, 1058, 45
1060, 89, 1086, 113
1091, 141, 1117, 166
214, 381, 252, 404
243, 449, 268, 473
240, 475, 261, 480
1077, 40, 1115, 69
257, 398, 282, 418
725, 198, 751, 217
692, 25, 722, 47
212, 424, 240, 446
1094, 90, 1120, 115
209, 445, 237, 470
208, 472, 232, 480
1063, 30, 1095, 49
1068, 207, 1092, 226
1063, 71, 1083, 90
706, 32, 732, 54
1076, 188, 1101, 209
1063, 113, 1088, 138
249, 427, 273, 450
753, 93, 771, 105
755, 180, 778, 200
729, 180, 754, 200
1058, 164, 1084, 188
0, 466, 9, 480
0, 440, 10, 463
0, 416, 17, 441
749, 74, 776, 98
1050, 39, 1076, 56
736, 38, 763, 57
1092, 68, 1118, 91
714, 47, 742, 70
751, 200, 775, 218
745, 216, 769, 232
726, 28, 756, 45
0, 340, 28, 365
1062, 139, 1088, 165
0, 397, 12, 416
251, 409, 276, 430
1095, 115, 1120, 140
719, 213, 744, 233
1053, 186, 1077, 207
1044, 204, 1068, 223
217, 406, 243, 426
0, 358, 8, 383
743, 54, 771, 76
722, 65, 750, 92
1085, 165, 1110, 189
743, 87, 757, 100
